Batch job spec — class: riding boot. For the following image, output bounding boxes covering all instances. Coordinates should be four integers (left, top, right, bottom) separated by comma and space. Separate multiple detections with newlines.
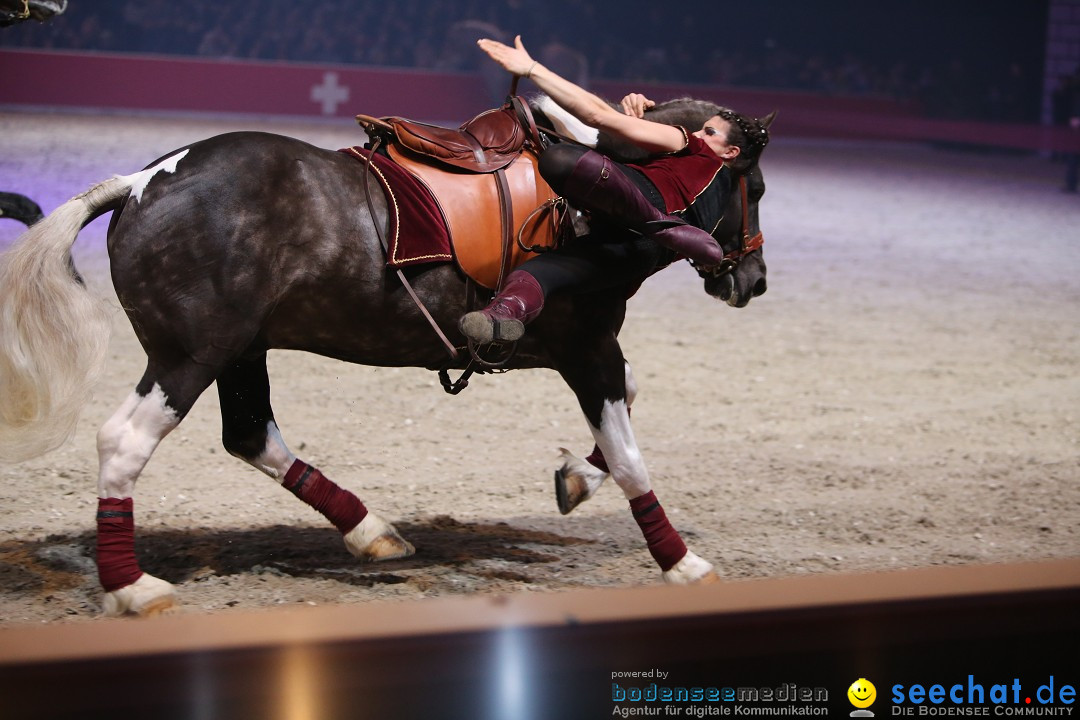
458, 269, 545, 343
562, 151, 727, 267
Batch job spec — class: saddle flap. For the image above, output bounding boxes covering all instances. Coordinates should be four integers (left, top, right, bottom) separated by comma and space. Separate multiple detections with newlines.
386, 144, 562, 289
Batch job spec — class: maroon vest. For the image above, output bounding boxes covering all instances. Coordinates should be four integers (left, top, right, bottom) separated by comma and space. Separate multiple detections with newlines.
628, 132, 727, 214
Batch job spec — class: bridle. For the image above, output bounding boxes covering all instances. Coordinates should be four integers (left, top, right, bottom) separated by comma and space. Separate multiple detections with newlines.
691, 173, 764, 278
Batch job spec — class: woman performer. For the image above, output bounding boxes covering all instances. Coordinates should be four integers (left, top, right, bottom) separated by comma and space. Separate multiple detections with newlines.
458, 35, 769, 344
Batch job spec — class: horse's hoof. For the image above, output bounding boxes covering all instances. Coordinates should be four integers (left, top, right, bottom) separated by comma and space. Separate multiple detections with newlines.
696, 570, 721, 585
101, 572, 177, 617
554, 448, 608, 515
661, 551, 716, 585
344, 513, 416, 561
553, 467, 587, 515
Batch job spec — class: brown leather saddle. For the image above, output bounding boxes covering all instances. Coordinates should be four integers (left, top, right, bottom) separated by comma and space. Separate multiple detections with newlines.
359, 102, 527, 173
356, 98, 567, 290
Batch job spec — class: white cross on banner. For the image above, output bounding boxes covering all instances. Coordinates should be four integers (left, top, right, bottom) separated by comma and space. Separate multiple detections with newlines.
311, 71, 350, 115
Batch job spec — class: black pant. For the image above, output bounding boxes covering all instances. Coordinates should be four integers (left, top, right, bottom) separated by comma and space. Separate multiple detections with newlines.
520, 143, 675, 297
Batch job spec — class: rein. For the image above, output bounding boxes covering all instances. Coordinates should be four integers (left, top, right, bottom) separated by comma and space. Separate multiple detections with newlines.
695, 174, 763, 277
731, 175, 764, 259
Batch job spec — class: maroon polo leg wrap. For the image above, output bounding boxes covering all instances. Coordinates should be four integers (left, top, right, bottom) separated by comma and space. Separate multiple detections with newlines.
629, 490, 687, 572
96, 497, 143, 592
585, 446, 609, 473
283, 459, 368, 534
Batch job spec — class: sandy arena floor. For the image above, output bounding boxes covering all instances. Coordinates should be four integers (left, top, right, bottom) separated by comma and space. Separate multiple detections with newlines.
0, 111, 1077, 625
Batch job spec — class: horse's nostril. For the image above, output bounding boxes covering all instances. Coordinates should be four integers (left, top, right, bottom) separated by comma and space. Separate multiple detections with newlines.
753, 278, 767, 296
719, 273, 735, 301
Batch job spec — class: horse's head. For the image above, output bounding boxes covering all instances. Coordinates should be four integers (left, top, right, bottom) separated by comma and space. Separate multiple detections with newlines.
696, 108, 774, 307
594, 98, 774, 308
682, 107, 773, 307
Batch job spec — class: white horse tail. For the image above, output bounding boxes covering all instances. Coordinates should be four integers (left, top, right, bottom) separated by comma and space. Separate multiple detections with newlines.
0, 176, 133, 462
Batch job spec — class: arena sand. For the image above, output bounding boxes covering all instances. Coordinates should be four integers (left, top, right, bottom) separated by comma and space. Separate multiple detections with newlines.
0, 111, 1076, 625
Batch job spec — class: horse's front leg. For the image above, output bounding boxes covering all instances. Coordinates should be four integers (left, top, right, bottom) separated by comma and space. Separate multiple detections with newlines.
554, 360, 637, 514
554, 335, 716, 584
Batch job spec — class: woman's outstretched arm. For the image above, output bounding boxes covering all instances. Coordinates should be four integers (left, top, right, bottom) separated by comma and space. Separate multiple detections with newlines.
477, 35, 686, 154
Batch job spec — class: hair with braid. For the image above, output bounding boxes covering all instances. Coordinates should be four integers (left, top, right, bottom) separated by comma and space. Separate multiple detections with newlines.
715, 107, 770, 163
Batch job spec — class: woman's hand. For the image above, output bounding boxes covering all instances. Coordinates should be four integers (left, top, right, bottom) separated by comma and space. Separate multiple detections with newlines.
620, 93, 656, 118
476, 35, 536, 77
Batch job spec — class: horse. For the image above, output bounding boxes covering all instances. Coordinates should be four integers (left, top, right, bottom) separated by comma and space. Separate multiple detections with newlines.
0, 97, 770, 616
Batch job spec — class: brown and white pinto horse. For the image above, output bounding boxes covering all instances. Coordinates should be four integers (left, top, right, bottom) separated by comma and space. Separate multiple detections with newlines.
0, 98, 769, 616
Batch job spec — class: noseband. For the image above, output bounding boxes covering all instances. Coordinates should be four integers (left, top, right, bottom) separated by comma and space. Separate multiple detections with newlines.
693, 175, 763, 278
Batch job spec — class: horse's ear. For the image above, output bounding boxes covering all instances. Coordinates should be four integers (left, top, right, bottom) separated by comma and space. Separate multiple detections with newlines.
759, 110, 778, 129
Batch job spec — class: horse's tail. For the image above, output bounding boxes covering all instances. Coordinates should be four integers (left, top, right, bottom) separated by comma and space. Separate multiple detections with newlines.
0, 175, 132, 462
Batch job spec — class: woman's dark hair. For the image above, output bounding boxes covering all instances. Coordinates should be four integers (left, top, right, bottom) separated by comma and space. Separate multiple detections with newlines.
715, 107, 770, 168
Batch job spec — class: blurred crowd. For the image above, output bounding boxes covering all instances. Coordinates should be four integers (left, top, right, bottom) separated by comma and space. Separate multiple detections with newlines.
1, 0, 1040, 121
1052, 66, 1080, 192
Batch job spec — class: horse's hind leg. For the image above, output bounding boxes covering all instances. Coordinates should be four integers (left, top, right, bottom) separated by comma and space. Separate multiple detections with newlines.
96, 362, 218, 616
216, 355, 414, 562
554, 360, 637, 514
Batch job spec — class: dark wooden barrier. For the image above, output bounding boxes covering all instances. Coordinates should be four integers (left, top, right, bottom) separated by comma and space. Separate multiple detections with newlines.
0, 559, 1076, 719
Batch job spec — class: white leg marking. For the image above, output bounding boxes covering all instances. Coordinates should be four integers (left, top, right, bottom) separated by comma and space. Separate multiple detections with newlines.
623, 361, 638, 407
556, 362, 637, 512
97, 385, 180, 498
343, 513, 415, 561
122, 149, 190, 203
250, 420, 297, 481
102, 572, 177, 617
589, 399, 650, 500
662, 550, 716, 585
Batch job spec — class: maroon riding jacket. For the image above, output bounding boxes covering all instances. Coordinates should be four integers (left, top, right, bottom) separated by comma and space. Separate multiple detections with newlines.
628, 131, 728, 214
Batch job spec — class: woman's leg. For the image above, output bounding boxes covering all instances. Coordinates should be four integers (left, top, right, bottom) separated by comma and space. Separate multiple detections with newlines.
538, 144, 727, 266
458, 268, 546, 343
458, 232, 665, 344
524, 234, 665, 297
458, 142, 681, 345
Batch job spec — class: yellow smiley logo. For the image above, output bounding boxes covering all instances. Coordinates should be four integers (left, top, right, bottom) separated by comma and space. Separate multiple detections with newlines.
848, 678, 877, 708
